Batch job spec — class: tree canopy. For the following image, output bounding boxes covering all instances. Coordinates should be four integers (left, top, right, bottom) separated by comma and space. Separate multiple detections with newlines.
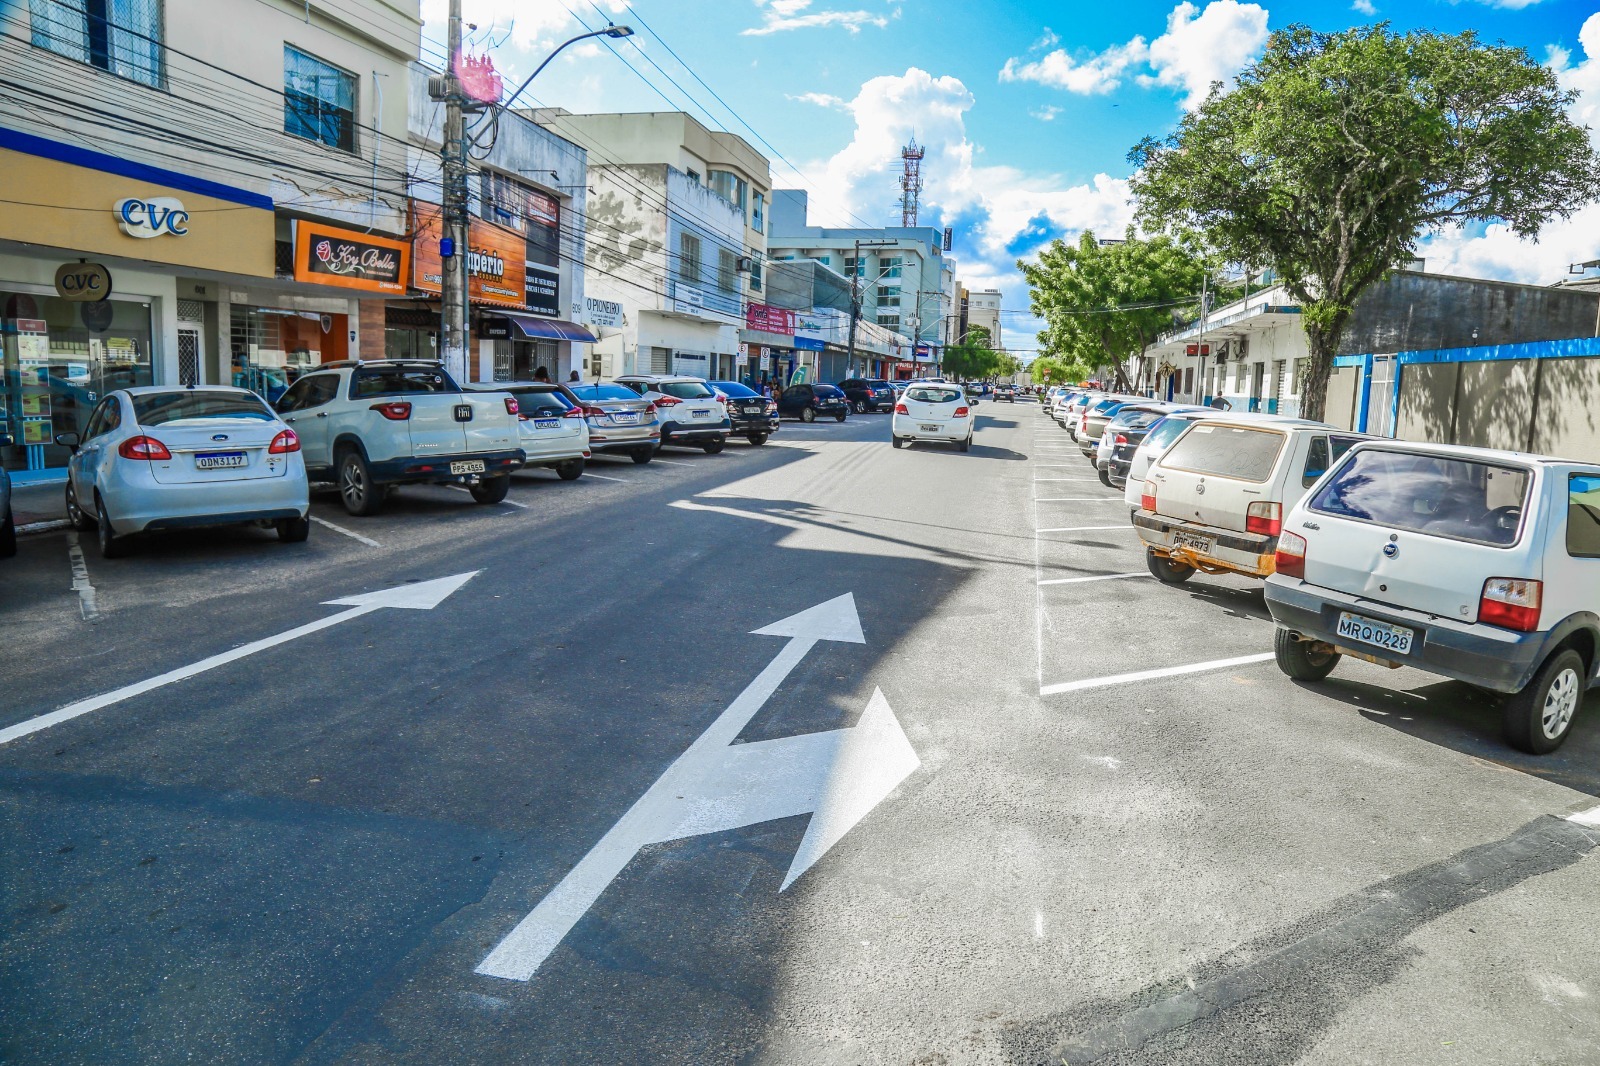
1130, 23, 1600, 420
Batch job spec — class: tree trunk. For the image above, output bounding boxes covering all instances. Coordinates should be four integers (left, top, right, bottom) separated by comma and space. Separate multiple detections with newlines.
1298, 313, 1349, 424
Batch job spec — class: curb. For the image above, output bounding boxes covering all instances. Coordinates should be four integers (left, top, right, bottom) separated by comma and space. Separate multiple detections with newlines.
17, 519, 72, 535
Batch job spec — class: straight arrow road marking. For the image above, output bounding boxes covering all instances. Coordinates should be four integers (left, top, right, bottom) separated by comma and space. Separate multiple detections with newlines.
1041, 653, 1275, 696
476, 592, 919, 983
0, 572, 478, 747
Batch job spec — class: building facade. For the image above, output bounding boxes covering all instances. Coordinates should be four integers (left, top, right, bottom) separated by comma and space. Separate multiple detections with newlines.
965, 289, 1003, 350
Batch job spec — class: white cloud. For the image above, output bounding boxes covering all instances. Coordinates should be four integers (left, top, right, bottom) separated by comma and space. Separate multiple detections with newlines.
788, 91, 851, 109
1000, 1, 1268, 110
743, 0, 889, 36
1030, 105, 1063, 121
1352, 0, 1377, 15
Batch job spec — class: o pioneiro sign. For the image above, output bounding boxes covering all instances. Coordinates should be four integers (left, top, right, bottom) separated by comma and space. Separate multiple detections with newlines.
293, 221, 410, 295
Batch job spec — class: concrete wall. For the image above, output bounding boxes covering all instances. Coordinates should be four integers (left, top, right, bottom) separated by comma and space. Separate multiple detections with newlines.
1325, 366, 1362, 431
1344, 271, 1600, 355
1533, 358, 1600, 460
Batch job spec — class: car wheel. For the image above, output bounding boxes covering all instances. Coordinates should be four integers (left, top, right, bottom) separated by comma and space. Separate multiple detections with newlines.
1503, 648, 1585, 754
276, 515, 311, 543
800, 407, 816, 423
631, 448, 654, 465
835, 413, 846, 423
469, 474, 511, 504
702, 439, 725, 454
1098, 465, 1113, 487
0, 504, 15, 559
853, 399, 867, 414
95, 494, 128, 559
556, 458, 585, 481
747, 434, 768, 446
1145, 549, 1194, 585
1273, 628, 1340, 682
892, 436, 904, 449
65, 480, 95, 532
337, 448, 383, 516
959, 435, 971, 453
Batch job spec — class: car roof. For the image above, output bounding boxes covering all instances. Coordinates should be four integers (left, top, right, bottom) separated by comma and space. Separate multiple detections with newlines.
463, 381, 557, 390
1344, 438, 1596, 468
618, 374, 704, 383
120, 385, 259, 396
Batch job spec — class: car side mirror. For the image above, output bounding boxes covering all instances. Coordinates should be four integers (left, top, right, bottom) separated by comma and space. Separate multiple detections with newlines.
55, 432, 80, 451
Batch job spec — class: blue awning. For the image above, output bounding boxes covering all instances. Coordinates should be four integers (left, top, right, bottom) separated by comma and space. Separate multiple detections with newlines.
499, 313, 597, 343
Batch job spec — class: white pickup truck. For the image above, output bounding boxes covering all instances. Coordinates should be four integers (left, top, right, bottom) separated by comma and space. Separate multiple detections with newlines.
271, 360, 524, 515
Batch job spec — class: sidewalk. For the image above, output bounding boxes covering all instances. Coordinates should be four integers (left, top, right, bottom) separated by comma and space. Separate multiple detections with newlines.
12, 481, 70, 532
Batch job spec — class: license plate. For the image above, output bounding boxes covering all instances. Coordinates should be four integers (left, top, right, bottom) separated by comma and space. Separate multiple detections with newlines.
194, 452, 246, 470
1337, 612, 1414, 655
920, 424, 940, 432
1173, 530, 1214, 554
450, 460, 486, 475
691, 409, 712, 419
743, 405, 763, 414
611, 412, 639, 425
533, 418, 561, 430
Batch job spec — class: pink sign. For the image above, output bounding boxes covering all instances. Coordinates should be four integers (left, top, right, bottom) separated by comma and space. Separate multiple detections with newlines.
745, 304, 796, 334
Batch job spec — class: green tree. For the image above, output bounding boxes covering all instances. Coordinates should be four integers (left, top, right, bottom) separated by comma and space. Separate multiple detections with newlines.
1130, 24, 1600, 420
965, 324, 992, 348
1020, 229, 1208, 391
942, 337, 1000, 381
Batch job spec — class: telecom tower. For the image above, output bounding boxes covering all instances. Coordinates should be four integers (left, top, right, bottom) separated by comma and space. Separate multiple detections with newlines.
898, 137, 925, 227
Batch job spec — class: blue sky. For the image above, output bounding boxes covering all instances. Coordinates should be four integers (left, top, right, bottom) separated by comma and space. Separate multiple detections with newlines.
423, 0, 1600, 355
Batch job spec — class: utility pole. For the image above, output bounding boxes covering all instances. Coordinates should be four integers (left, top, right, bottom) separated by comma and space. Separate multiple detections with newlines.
439, 0, 470, 383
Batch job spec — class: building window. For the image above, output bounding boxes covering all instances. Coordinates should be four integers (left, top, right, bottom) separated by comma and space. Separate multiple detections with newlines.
843, 256, 865, 278
752, 191, 765, 233
284, 46, 357, 152
817, 256, 831, 266
881, 256, 903, 279
749, 258, 762, 292
717, 248, 737, 294
709, 170, 748, 212
678, 232, 702, 285
876, 289, 900, 308
876, 314, 900, 330
686, 169, 701, 185
29, 0, 165, 87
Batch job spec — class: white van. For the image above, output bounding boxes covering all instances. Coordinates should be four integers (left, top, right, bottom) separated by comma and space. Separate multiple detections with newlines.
1135, 418, 1369, 583
1266, 442, 1600, 754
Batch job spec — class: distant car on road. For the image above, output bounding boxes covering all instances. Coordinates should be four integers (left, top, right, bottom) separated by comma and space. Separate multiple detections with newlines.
836, 378, 895, 413
778, 382, 849, 423
708, 380, 780, 445
615, 374, 731, 453
59, 386, 311, 557
465, 381, 589, 481
567, 382, 661, 464
892, 382, 975, 452
995, 384, 1017, 403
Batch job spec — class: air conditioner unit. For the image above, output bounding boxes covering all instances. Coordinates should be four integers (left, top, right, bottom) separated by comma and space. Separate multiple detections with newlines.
1234, 336, 1248, 360
736, 256, 753, 272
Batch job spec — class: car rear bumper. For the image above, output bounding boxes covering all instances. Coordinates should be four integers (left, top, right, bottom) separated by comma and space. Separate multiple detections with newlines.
1264, 577, 1545, 693
1132, 510, 1276, 578
729, 414, 780, 433
660, 419, 731, 441
891, 414, 970, 441
1108, 458, 1131, 487
104, 475, 310, 535
367, 449, 524, 484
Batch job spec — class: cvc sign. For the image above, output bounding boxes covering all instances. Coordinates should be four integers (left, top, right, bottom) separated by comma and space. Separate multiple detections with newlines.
115, 197, 190, 239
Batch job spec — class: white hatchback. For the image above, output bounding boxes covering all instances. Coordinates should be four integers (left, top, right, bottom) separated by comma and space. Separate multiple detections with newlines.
60, 386, 310, 557
892, 383, 975, 452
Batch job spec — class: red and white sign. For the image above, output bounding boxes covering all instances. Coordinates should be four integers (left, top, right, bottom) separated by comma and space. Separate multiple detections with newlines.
746, 304, 797, 334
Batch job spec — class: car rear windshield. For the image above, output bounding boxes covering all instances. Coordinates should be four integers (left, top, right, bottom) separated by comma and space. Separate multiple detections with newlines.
512, 388, 574, 415
132, 392, 274, 426
353, 367, 453, 397
1160, 424, 1285, 482
1310, 449, 1531, 546
1111, 408, 1166, 432
571, 383, 638, 402
907, 386, 961, 403
658, 380, 714, 400
714, 381, 759, 398
814, 385, 845, 398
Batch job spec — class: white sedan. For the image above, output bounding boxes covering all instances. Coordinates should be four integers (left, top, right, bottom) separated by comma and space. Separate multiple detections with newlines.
891, 383, 976, 452
60, 386, 310, 558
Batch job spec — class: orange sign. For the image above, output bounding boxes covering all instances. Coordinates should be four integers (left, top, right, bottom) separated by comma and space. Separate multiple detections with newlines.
410, 201, 527, 308
293, 221, 410, 295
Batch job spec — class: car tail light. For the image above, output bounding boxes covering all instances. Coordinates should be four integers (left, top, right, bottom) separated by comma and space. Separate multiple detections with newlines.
894, 402, 908, 414
1114, 434, 1128, 446
954, 406, 969, 417
118, 435, 171, 461
766, 401, 778, 412
1140, 480, 1156, 512
1480, 578, 1542, 632
655, 394, 682, 407
268, 429, 300, 454
370, 401, 412, 421
1246, 501, 1282, 537
562, 406, 582, 418
504, 397, 519, 416
1275, 530, 1307, 579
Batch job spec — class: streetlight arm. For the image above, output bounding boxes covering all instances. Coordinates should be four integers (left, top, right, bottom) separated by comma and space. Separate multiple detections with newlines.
466, 25, 632, 149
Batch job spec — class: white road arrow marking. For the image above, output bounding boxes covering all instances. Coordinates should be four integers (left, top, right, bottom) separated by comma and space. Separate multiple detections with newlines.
0, 571, 479, 747
475, 593, 918, 982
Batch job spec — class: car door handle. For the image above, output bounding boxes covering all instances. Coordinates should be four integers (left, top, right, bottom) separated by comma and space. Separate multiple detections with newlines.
316, 412, 328, 418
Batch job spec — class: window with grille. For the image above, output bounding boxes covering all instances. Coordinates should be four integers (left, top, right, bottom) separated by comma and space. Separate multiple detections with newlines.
177, 328, 200, 386
29, 0, 165, 87
678, 233, 702, 285
284, 46, 356, 152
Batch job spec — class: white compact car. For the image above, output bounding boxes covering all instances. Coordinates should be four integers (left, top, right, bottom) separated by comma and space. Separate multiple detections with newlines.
59, 386, 310, 558
614, 374, 730, 453
1266, 442, 1600, 754
465, 381, 589, 480
892, 383, 976, 452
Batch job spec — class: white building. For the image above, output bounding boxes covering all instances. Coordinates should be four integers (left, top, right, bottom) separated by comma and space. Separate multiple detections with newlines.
966, 289, 1003, 349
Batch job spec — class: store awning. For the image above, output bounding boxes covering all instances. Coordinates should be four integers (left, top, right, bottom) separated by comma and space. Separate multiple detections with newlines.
498, 313, 598, 343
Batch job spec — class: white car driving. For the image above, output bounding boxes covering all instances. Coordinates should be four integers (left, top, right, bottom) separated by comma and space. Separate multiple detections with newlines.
892, 382, 976, 452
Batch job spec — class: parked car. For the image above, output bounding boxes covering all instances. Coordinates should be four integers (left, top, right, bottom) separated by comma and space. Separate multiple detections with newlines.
836, 378, 896, 413
995, 384, 1017, 403
1265, 442, 1600, 754
1076, 396, 1144, 454
615, 374, 731, 453
708, 380, 780, 445
0, 434, 14, 559
1058, 391, 1102, 433
1134, 418, 1366, 585
464, 381, 588, 481
271, 359, 522, 516
1114, 411, 1212, 496
58, 386, 310, 557
567, 382, 661, 463
778, 382, 849, 423
1093, 404, 1197, 485
892, 382, 975, 452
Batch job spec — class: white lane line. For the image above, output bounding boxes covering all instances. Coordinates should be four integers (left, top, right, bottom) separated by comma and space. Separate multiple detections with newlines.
1569, 804, 1600, 828
1033, 478, 1101, 483
443, 484, 530, 509
1040, 653, 1276, 696
1036, 497, 1125, 503
1036, 526, 1134, 534
310, 516, 382, 548
1038, 572, 1146, 587
583, 472, 628, 483
65, 533, 99, 623
652, 459, 694, 466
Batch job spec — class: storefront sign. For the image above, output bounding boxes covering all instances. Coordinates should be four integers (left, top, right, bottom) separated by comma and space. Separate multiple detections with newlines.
525, 264, 560, 317
54, 262, 113, 302
746, 303, 796, 334
479, 318, 514, 340
585, 296, 622, 328
115, 196, 189, 238
292, 221, 410, 295
410, 201, 527, 308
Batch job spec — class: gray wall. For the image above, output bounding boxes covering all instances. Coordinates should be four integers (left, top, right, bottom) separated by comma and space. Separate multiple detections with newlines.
1325, 366, 1362, 430
1393, 356, 1600, 462
1342, 271, 1600, 356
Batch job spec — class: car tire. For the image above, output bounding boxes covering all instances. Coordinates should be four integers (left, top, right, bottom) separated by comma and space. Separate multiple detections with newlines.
702, 439, 725, 454
337, 448, 383, 516
853, 399, 867, 414
556, 458, 585, 480
1145, 549, 1194, 585
1503, 648, 1585, 754
800, 407, 816, 423
747, 434, 768, 446
959, 435, 971, 454
835, 413, 846, 423
276, 515, 311, 543
1098, 465, 1113, 487
469, 475, 511, 504
0, 505, 15, 559
1273, 628, 1340, 682
631, 449, 654, 465
65, 480, 95, 532
95, 494, 128, 559
892, 436, 904, 449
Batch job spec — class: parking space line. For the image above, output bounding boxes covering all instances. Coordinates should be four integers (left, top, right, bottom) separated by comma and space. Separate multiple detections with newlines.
651, 459, 694, 466
442, 484, 530, 509
1038, 571, 1145, 586
310, 516, 382, 548
1040, 653, 1275, 696
1033, 478, 1101, 482
65, 533, 100, 623
1036, 525, 1133, 533
1036, 497, 1124, 503
1569, 804, 1600, 828
583, 472, 628, 483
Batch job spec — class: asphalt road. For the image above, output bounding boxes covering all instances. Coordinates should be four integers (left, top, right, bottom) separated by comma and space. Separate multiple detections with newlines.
3, 403, 1599, 1065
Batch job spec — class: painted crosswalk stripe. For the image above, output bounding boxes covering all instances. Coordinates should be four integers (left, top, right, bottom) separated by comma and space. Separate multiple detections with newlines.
1040, 653, 1276, 696
1038, 571, 1146, 586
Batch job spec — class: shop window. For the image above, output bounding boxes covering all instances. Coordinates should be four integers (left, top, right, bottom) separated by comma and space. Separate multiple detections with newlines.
231, 307, 346, 402
29, 0, 164, 87
284, 46, 357, 153
678, 233, 702, 285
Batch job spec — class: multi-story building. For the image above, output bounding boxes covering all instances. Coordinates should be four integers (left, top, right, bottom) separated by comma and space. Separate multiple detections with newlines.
529, 109, 770, 381
965, 288, 1003, 349
767, 189, 952, 378
0, 0, 424, 485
